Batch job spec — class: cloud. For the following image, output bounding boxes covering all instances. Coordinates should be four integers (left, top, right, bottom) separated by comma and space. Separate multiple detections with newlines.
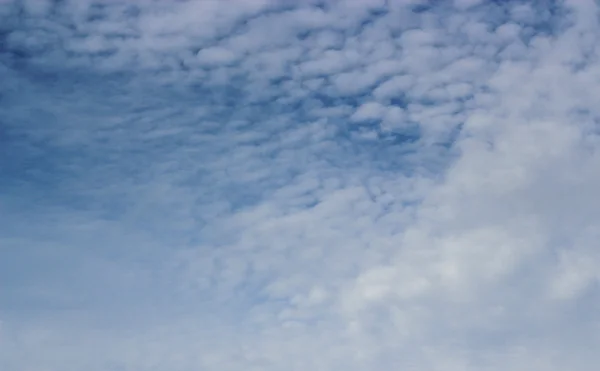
2, 0, 600, 370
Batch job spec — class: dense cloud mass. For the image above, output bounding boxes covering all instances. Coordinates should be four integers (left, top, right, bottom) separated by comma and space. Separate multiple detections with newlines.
2, 0, 600, 370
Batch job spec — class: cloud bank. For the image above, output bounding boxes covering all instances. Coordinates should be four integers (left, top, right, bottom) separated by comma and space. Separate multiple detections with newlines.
2, 0, 600, 370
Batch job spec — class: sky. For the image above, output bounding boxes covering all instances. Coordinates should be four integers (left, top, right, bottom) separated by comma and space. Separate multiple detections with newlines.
1, 0, 600, 370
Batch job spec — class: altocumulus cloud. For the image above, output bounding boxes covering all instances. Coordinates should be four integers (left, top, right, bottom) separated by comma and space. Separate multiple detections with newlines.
1, 0, 600, 370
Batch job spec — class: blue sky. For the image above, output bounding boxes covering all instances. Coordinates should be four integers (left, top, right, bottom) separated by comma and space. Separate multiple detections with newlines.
2, 0, 600, 370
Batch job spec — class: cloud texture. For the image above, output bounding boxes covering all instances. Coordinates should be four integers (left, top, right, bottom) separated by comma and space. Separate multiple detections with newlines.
2, 0, 600, 370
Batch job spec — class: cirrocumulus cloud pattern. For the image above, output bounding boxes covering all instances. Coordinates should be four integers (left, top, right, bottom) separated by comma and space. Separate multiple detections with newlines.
2, 0, 600, 370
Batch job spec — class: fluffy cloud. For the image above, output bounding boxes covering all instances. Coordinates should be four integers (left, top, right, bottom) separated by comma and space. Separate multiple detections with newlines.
2, 0, 600, 370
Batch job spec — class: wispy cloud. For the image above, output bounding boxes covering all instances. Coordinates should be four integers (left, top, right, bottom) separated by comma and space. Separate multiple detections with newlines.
2, 0, 600, 370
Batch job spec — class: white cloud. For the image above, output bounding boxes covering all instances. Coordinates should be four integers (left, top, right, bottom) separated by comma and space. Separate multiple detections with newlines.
2, 0, 600, 370
373, 74, 414, 102
196, 47, 239, 66
350, 101, 387, 122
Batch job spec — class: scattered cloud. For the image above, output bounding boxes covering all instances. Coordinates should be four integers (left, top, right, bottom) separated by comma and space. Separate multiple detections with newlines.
2, 0, 600, 370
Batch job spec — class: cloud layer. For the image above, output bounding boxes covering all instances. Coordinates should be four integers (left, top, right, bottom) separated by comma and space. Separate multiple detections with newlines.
2, 0, 600, 370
